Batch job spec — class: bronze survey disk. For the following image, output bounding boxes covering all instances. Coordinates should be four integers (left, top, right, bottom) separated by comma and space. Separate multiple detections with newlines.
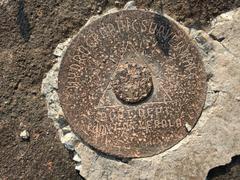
58, 10, 207, 158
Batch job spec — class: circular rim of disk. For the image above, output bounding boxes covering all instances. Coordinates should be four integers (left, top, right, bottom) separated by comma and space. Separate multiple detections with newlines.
58, 9, 207, 158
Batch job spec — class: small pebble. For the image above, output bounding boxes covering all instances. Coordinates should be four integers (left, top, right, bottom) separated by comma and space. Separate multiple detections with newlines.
62, 125, 72, 134
185, 123, 192, 132
97, 7, 102, 14
20, 130, 30, 140
75, 163, 81, 171
61, 132, 78, 151
115, 0, 120, 5
73, 153, 81, 162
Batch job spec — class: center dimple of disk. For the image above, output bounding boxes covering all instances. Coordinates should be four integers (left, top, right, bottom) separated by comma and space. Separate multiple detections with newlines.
112, 62, 153, 104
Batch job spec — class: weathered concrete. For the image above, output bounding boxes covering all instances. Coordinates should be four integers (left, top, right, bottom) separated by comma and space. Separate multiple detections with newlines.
41, 6, 240, 180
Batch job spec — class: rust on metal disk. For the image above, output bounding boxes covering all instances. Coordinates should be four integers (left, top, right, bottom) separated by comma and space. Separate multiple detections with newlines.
58, 10, 207, 158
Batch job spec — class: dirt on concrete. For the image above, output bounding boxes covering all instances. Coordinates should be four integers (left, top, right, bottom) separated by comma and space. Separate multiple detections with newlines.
0, 0, 239, 179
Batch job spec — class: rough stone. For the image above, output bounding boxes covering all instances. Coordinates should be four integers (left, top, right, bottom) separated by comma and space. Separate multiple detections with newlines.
20, 130, 30, 140
42, 6, 240, 180
73, 153, 81, 163
210, 8, 240, 58
62, 125, 72, 134
75, 163, 81, 171
60, 132, 78, 151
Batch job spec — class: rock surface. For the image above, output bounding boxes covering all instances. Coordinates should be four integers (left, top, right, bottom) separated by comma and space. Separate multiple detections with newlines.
42, 7, 240, 180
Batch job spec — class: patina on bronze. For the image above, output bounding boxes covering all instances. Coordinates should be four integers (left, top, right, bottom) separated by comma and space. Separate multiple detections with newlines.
58, 10, 207, 158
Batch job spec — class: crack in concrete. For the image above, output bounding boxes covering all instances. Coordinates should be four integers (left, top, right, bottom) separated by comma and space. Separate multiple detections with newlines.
221, 43, 239, 58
